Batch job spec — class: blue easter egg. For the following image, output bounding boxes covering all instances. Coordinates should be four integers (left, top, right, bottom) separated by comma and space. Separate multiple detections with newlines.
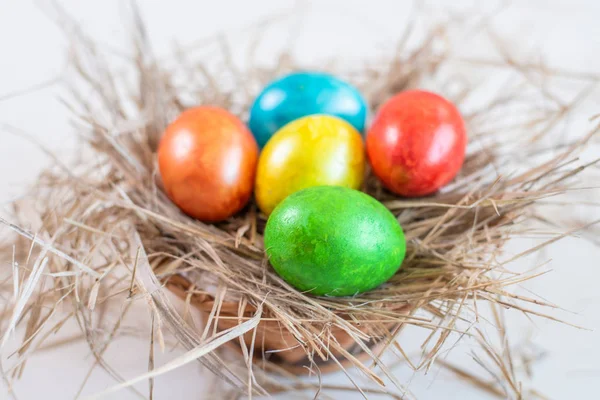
248, 72, 368, 147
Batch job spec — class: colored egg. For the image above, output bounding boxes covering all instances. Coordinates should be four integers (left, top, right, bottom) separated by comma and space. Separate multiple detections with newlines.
248, 71, 367, 147
264, 186, 406, 296
255, 115, 365, 215
158, 106, 258, 222
366, 90, 467, 197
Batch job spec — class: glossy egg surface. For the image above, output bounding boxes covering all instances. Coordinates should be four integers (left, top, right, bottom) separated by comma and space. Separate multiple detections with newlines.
366, 90, 467, 196
264, 186, 406, 297
158, 106, 258, 222
255, 115, 365, 215
249, 71, 367, 147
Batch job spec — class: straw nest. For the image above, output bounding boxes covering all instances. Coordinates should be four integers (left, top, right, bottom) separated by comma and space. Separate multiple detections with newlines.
1, 6, 598, 400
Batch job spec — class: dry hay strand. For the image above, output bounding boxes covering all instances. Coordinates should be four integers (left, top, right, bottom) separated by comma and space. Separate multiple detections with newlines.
1, 6, 599, 400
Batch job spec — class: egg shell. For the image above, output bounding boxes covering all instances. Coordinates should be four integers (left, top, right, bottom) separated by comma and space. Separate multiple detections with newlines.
264, 186, 406, 297
366, 90, 467, 197
255, 115, 365, 215
249, 71, 367, 147
158, 106, 258, 222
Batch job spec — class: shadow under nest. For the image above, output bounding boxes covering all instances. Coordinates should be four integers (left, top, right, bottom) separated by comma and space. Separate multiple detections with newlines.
1, 10, 598, 400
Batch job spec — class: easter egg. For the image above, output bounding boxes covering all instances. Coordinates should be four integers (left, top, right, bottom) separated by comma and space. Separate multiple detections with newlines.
264, 186, 406, 297
158, 106, 258, 222
366, 90, 467, 197
248, 71, 367, 147
255, 115, 365, 215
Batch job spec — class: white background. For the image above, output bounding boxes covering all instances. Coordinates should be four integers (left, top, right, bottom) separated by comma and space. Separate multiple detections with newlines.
1, 0, 600, 399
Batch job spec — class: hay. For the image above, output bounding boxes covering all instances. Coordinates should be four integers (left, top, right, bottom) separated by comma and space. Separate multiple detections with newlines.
1, 5, 598, 400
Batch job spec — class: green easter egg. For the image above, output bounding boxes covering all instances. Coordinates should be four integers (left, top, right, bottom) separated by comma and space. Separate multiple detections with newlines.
264, 186, 406, 296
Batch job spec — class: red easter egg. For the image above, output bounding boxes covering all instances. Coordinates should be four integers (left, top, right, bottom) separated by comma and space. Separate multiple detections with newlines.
366, 90, 467, 196
158, 106, 258, 222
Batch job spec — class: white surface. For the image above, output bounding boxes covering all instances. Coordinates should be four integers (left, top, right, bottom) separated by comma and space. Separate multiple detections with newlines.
1, 0, 599, 399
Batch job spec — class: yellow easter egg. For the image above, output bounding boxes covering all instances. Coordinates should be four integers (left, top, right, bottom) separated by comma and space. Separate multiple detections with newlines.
255, 115, 365, 215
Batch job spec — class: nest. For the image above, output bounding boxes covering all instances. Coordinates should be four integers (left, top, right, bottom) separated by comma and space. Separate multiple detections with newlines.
1, 6, 598, 400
